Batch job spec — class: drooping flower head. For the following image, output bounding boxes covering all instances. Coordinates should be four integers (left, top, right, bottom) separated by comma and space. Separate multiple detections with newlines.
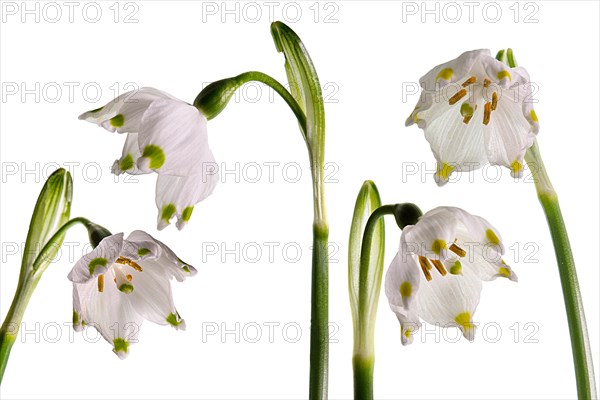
406, 49, 539, 185
385, 206, 517, 345
79, 88, 219, 230
68, 231, 196, 358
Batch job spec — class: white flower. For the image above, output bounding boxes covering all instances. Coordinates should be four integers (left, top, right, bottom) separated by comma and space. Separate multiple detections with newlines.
79, 88, 219, 230
406, 49, 539, 185
68, 231, 196, 359
385, 206, 517, 345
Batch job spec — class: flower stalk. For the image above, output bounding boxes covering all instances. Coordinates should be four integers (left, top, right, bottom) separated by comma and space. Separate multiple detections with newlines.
195, 21, 329, 399
525, 140, 597, 399
1, 169, 73, 383
348, 180, 425, 400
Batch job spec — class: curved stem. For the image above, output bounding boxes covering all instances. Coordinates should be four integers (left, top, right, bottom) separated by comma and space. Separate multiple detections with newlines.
32, 217, 92, 271
235, 71, 308, 138
525, 140, 597, 399
0, 217, 94, 384
353, 204, 395, 400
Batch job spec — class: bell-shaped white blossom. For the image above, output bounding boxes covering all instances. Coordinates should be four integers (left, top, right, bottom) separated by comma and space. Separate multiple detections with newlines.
406, 50, 539, 185
79, 88, 219, 230
68, 231, 196, 359
385, 206, 517, 344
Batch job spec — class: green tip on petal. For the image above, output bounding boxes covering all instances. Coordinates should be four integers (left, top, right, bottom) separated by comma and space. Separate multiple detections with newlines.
435, 67, 453, 82
88, 257, 108, 275
119, 154, 135, 171
161, 204, 177, 223
142, 145, 166, 170
181, 206, 194, 222
109, 114, 125, 128
399, 281, 412, 298
485, 229, 501, 246
113, 338, 129, 359
455, 312, 476, 341
73, 311, 80, 326
137, 248, 151, 257
88, 106, 104, 113
166, 312, 186, 330
431, 239, 447, 256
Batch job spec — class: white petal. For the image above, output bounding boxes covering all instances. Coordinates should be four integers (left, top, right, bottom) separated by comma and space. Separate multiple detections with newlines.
419, 49, 490, 92
463, 253, 518, 282
125, 263, 184, 329
415, 267, 482, 341
120, 235, 162, 262
72, 286, 84, 332
485, 88, 535, 177
79, 87, 177, 133
385, 251, 422, 312
455, 210, 506, 255
397, 309, 421, 346
127, 231, 197, 281
155, 148, 218, 230
136, 98, 210, 176
408, 50, 490, 128
112, 133, 147, 175
423, 104, 488, 186
402, 207, 461, 259
68, 233, 124, 283
74, 269, 143, 358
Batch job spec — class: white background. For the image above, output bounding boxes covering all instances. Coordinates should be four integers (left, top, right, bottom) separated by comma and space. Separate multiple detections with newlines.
1, 1, 599, 399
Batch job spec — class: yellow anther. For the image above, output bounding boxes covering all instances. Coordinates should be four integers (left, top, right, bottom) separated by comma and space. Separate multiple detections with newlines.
431, 259, 448, 276
462, 76, 477, 87
491, 92, 498, 111
448, 89, 467, 105
418, 256, 433, 281
483, 102, 492, 125
116, 256, 143, 272
483, 78, 491, 88
97, 274, 104, 293
449, 243, 466, 257
126, 274, 133, 282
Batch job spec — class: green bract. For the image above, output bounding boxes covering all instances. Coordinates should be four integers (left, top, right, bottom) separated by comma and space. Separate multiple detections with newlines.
25, 168, 72, 273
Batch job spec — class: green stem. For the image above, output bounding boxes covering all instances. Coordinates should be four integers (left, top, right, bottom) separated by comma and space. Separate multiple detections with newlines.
354, 204, 395, 400
525, 140, 597, 399
0, 217, 95, 384
0, 276, 39, 383
310, 222, 329, 400
235, 71, 308, 137
352, 355, 374, 400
